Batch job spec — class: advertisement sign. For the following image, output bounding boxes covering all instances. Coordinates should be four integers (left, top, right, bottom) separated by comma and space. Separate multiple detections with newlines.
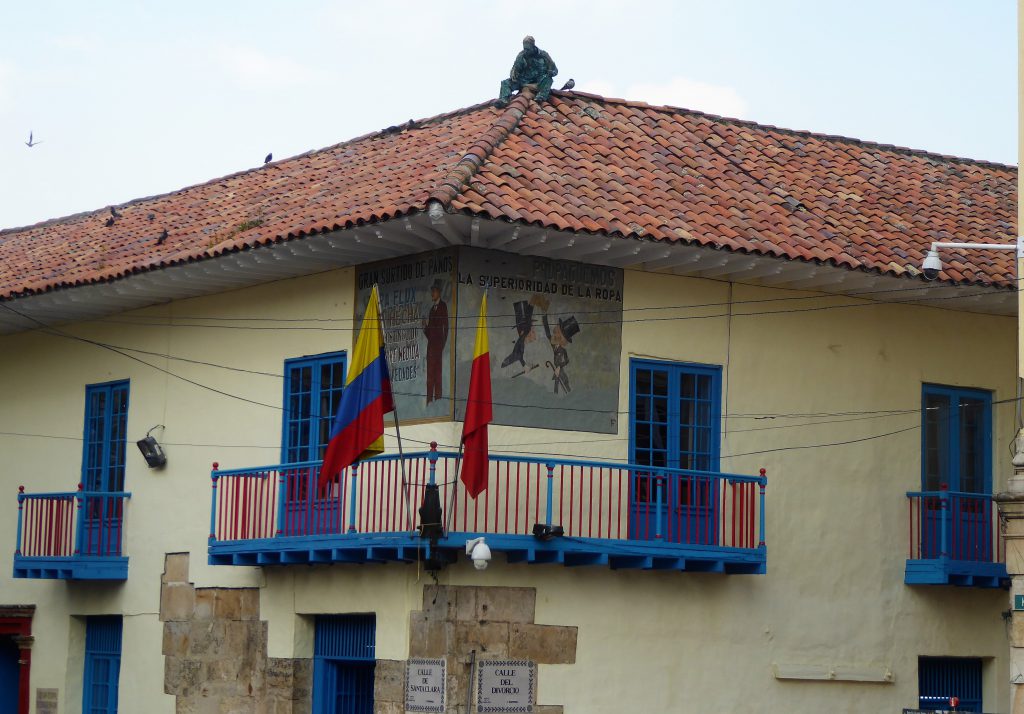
456, 247, 623, 434
355, 250, 457, 424
355, 246, 624, 434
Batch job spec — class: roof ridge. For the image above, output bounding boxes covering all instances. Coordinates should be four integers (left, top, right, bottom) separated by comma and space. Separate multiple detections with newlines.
428, 86, 537, 208
0, 97, 502, 236
560, 90, 1018, 171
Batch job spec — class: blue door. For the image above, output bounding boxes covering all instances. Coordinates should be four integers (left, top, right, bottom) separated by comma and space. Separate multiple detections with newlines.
82, 382, 130, 556
629, 360, 721, 543
282, 354, 346, 536
83, 617, 122, 714
0, 636, 19, 714
313, 615, 375, 714
921, 385, 992, 561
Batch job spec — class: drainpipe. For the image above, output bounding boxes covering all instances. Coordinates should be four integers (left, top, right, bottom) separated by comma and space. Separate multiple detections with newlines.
996, 20, 1024, 706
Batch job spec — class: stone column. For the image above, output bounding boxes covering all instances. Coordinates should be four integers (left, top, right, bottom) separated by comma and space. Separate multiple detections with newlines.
996, 438, 1024, 714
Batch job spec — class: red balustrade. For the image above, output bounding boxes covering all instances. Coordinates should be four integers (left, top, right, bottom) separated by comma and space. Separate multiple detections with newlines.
211, 449, 766, 550
16, 489, 130, 558
907, 489, 1003, 563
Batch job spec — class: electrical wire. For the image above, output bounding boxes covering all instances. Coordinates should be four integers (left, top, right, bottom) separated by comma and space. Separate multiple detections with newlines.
83, 285, 1013, 332
1, 292, 1017, 464
10, 323, 1010, 424
85, 277, 1020, 326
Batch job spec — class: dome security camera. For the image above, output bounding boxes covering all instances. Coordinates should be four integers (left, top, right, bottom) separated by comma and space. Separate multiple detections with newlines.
466, 537, 491, 571
921, 249, 942, 281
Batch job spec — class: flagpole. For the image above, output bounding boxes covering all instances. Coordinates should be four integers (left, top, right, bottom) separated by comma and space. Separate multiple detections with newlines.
374, 283, 416, 535
444, 440, 465, 536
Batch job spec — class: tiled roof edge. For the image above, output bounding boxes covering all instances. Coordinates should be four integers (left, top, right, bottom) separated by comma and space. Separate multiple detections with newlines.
0, 98, 502, 237
428, 86, 537, 208
559, 90, 1017, 171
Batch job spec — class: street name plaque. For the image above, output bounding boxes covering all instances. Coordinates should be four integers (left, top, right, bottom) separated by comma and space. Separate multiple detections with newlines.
405, 658, 446, 713
476, 659, 535, 713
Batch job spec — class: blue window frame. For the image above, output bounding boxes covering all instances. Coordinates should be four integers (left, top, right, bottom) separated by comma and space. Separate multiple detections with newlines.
629, 359, 722, 543
282, 353, 346, 464
83, 616, 122, 714
922, 384, 992, 494
312, 614, 375, 714
919, 385, 994, 563
82, 381, 130, 494
919, 656, 982, 712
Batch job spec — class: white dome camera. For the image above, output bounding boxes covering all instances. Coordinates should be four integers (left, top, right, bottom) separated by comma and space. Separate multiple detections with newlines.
921, 249, 942, 281
466, 537, 491, 571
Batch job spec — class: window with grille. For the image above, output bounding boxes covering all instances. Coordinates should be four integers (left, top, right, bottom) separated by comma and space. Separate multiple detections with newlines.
282, 353, 346, 464
312, 614, 375, 714
83, 616, 122, 714
918, 656, 982, 712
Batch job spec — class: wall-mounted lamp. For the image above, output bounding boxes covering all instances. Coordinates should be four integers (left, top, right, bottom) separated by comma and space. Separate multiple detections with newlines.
136, 425, 167, 468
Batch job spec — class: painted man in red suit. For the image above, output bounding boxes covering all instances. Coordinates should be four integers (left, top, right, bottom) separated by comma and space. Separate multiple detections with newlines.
422, 279, 449, 405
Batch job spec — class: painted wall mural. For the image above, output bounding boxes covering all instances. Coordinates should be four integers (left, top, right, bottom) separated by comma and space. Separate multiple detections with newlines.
455, 248, 623, 434
355, 247, 623, 433
355, 249, 457, 424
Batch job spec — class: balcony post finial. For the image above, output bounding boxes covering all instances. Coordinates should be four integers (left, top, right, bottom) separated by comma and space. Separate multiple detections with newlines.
428, 443, 439, 486
758, 469, 767, 548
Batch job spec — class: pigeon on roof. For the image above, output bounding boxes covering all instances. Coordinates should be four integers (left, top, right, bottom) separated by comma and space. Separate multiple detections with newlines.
264, 153, 273, 164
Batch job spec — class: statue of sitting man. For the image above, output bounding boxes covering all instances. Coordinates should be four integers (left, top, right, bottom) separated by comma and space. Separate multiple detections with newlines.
497, 36, 558, 107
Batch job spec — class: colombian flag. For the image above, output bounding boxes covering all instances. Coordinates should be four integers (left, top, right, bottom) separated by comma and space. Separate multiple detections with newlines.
461, 294, 492, 498
318, 286, 394, 488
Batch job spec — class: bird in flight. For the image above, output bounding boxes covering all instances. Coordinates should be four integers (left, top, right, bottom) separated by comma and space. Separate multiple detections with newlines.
25, 131, 42, 147
264, 153, 273, 164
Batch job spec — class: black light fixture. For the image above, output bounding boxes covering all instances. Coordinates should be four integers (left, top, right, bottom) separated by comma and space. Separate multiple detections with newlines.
136, 425, 167, 468
532, 523, 564, 541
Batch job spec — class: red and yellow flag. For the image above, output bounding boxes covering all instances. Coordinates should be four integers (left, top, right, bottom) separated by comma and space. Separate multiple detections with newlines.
461, 294, 492, 498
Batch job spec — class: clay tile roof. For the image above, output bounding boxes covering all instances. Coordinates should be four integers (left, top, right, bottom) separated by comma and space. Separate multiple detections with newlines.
0, 87, 1016, 300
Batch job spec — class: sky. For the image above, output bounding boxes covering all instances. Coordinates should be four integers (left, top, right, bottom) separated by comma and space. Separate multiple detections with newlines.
0, 0, 1016, 231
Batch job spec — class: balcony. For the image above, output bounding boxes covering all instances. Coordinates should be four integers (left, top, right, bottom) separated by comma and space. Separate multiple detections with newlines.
13, 487, 130, 580
905, 489, 1007, 588
207, 447, 767, 574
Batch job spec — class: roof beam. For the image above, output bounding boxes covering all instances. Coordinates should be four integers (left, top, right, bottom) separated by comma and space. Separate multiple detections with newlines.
488, 227, 521, 250
402, 218, 450, 249
643, 248, 706, 272
698, 256, 760, 278
470, 217, 483, 247
785, 268, 850, 290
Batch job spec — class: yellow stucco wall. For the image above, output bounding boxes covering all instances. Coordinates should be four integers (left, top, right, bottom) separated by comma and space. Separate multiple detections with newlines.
0, 262, 1014, 712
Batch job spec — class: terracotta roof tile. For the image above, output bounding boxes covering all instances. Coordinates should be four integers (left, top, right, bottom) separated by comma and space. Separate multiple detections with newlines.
0, 89, 1016, 300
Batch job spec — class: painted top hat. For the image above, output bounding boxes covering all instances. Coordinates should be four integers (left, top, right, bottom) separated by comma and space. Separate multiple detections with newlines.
430, 278, 444, 293
558, 315, 580, 343
512, 300, 535, 334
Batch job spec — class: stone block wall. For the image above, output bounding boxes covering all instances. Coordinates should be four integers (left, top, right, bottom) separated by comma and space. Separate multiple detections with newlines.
373, 584, 576, 714
160, 554, 311, 713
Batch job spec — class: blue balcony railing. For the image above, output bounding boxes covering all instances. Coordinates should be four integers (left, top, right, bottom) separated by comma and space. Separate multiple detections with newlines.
13, 485, 131, 580
905, 488, 1007, 588
207, 445, 767, 574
